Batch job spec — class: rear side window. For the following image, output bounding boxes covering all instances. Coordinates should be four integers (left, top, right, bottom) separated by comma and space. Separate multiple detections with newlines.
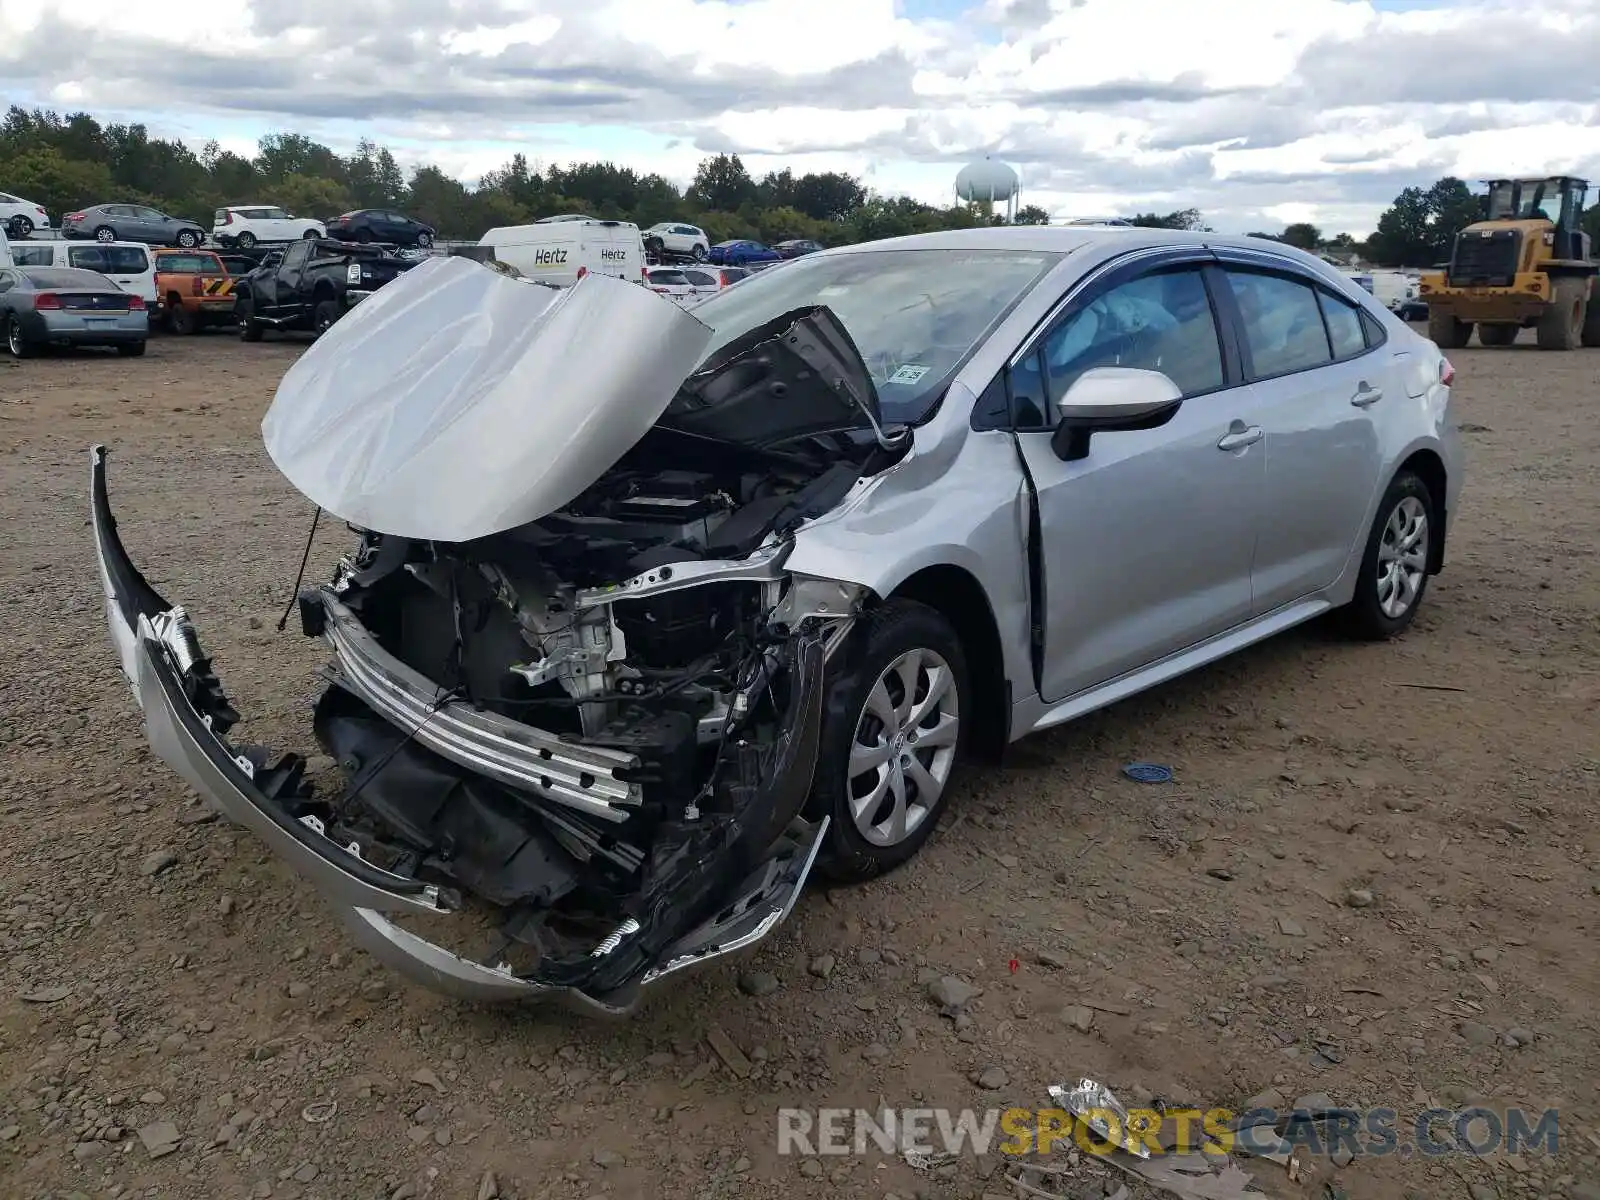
1359, 309, 1387, 349
69, 246, 150, 273
1224, 269, 1332, 378
1318, 289, 1367, 360
12, 245, 54, 266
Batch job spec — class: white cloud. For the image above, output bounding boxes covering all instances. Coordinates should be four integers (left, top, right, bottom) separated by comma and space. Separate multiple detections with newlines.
1, 0, 1597, 234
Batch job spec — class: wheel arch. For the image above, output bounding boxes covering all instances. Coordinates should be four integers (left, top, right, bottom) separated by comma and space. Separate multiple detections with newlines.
885, 564, 1010, 762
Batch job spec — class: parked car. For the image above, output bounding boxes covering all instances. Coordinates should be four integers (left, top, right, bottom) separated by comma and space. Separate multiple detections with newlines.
678, 264, 749, 298
479, 219, 644, 287
1396, 298, 1428, 322
2, 265, 147, 356
233, 237, 419, 340
707, 238, 781, 266
62, 204, 207, 248
90, 228, 1460, 1011
642, 266, 695, 303
213, 206, 325, 249
153, 250, 237, 334
7, 240, 158, 311
774, 238, 823, 259
323, 209, 435, 249
1, 190, 51, 238
643, 222, 711, 260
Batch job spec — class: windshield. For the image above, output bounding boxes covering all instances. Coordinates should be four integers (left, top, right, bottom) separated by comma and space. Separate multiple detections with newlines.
684, 247, 1066, 424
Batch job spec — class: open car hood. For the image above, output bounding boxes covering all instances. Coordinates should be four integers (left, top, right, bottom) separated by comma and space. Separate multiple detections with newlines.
262, 256, 884, 544
261, 256, 715, 542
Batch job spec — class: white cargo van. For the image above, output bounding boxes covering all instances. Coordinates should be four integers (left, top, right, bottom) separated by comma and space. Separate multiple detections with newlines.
7, 240, 159, 306
478, 219, 645, 287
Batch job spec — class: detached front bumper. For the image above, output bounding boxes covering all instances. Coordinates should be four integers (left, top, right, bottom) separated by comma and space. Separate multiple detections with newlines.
90, 446, 827, 1013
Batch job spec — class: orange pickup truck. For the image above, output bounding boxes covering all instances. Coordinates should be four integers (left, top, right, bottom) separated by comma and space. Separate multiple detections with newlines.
153, 249, 236, 334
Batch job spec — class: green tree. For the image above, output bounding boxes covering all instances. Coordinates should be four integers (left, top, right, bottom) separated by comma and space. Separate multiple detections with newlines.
1368, 176, 1485, 267
1013, 204, 1051, 225
1280, 222, 1321, 250
264, 174, 354, 220
0, 145, 114, 217
1128, 208, 1209, 231
689, 154, 756, 212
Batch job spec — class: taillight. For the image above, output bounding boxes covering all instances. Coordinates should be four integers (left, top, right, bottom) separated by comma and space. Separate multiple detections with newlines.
576, 266, 589, 280
192, 276, 204, 295
223, 211, 234, 224
35, 206, 46, 216
128, 296, 146, 311
34, 293, 60, 309
1439, 358, 1455, 387
65, 212, 83, 223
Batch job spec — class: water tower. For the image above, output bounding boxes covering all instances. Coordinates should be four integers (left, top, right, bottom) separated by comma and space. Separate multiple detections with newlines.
955, 156, 1020, 222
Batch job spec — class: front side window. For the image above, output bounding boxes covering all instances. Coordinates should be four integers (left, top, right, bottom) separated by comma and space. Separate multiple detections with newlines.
1225, 269, 1332, 378
283, 242, 311, 269
681, 247, 1065, 426
1039, 267, 1224, 415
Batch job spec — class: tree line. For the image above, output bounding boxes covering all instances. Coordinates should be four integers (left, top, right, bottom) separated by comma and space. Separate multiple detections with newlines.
4, 107, 1596, 258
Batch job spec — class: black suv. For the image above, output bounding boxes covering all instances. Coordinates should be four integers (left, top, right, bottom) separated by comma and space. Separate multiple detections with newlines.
323, 209, 436, 248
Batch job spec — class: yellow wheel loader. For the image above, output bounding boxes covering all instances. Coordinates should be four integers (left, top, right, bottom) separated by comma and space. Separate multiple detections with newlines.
1419, 176, 1600, 350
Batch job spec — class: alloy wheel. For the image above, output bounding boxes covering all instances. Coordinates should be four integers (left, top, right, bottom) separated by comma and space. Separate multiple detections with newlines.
847, 648, 960, 847
95, 227, 115, 242
1376, 495, 1429, 620
6, 320, 21, 357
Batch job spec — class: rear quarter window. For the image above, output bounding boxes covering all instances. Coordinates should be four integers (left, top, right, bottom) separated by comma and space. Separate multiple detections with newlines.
12, 245, 54, 266
69, 246, 150, 273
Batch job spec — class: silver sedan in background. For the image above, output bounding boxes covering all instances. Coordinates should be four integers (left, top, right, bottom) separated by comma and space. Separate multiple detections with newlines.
1, 266, 149, 357
91, 227, 1460, 1010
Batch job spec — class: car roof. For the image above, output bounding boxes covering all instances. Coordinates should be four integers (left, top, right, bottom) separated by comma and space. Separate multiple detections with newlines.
817, 224, 1337, 267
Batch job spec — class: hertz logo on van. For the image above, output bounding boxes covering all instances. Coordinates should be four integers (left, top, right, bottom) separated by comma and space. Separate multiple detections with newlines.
600, 249, 626, 262
534, 248, 568, 266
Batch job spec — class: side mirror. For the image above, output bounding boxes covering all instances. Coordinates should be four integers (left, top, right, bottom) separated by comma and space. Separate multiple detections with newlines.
1050, 366, 1183, 462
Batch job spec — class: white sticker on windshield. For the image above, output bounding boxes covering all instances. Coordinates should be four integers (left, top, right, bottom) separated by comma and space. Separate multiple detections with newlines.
816, 285, 850, 297
888, 364, 931, 385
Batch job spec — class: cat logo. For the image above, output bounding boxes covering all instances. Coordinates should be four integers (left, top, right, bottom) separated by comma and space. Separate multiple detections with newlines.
533, 248, 568, 266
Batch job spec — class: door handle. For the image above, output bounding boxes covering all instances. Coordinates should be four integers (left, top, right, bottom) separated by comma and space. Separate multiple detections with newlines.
1351, 383, 1383, 407
1217, 425, 1263, 451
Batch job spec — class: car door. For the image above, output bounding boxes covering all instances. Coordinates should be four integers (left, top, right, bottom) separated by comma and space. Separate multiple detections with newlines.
1210, 258, 1390, 613
1007, 254, 1268, 703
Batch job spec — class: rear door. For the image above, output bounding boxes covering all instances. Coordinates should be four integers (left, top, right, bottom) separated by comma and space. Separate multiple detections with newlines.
584, 221, 641, 281
1210, 255, 1391, 613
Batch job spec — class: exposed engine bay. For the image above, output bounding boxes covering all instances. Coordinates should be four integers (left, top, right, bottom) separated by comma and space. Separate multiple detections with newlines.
93, 262, 914, 1010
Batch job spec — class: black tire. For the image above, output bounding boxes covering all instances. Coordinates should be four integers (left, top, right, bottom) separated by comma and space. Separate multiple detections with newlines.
312, 299, 340, 336
1336, 471, 1436, 641
94, 225, 117, 243
808, 599, 971, 883
167, 298, 197, 335
692, 244, 708, 261
417, 232, 434, 249
5, 315, 36, 358
1476, 323, 1517, 347
302, 229, 319, 240
117, 341, 146, 357
237, 232, 257, 249
237, 295, 263, 342
1428, 309, 1471, 349
175, 230, 200, 249
1536, 277, 1585, 350
1583, 282, 1600, 348
8, 215, 33, 238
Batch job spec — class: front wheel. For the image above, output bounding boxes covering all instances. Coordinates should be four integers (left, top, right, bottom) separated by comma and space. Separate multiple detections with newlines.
809, 600, 970, 883
8, 215, 33, 238
237, 296, 263, 342
175, 230, 200, 249
417, 232, 433, 249
692, 244, 708, 261
1537, 277, 1586, 350
1336, 471, 1435, 641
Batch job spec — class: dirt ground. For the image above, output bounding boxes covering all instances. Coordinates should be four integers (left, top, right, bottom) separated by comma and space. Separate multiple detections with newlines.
1, 326, 1597, 1200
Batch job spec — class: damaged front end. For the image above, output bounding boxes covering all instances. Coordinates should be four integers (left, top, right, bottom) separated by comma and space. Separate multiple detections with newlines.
90, 261, 899, 1012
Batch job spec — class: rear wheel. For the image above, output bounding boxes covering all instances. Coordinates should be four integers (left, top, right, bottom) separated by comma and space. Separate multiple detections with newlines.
1476, 323, 1517, 346
8, 215, 33, 238
94, 225, 116, 243
692, 244, 708, 261
417, 232, 433, 249
312, 299, 340, 336
302, 229, 319, 240
1428, 310, 1471, 349
167, 297, 196, 335
809, 600, 971, 883
1536, 277, 1585, 350
5, 316, 35, 358
1337, 470, 1435, 641
117, 341, 146, 357
355, 230, 372, 244
236, 232, 257, 250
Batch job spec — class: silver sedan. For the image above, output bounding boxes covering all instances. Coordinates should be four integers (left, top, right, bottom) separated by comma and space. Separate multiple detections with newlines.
1, 266, 149, 357
91, 227, 1460, 1010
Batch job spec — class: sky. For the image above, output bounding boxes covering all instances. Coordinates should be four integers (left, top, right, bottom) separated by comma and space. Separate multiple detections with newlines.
2, 0, 1599, 235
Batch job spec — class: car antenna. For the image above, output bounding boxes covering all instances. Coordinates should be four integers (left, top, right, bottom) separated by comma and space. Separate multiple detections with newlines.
275, 506, 323, 631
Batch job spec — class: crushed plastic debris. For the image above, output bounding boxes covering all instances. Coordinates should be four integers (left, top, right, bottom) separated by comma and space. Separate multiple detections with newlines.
1048, 1078, 1153, 1159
